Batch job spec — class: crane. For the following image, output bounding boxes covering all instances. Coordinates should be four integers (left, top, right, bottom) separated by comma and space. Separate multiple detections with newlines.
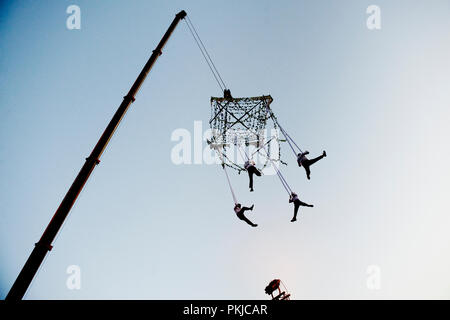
6, 10, 187, 301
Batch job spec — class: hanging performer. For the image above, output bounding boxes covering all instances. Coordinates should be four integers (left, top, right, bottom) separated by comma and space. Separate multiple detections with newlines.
297, 150, 327, 180
234, 203, 257, 227
244, 160, 261, 192
289, 192, 313, 222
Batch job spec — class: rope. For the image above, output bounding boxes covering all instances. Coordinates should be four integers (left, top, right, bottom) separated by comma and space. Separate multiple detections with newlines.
266, 106, 303, 156
186, 15, 227, 90
250, 137, 275, 158
261, 145, 292, 196
184, 15, 226, 92
217, 149, 238, 204
236, 145, 246, 163
280, 125, 298, 157
237, 143, 250, 162
223, 163, 238, 204
280, 124, 303, 154
276, 171, 291, 195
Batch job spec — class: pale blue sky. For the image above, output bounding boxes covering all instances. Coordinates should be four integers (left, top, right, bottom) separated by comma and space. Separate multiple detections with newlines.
1, 0, 450, 299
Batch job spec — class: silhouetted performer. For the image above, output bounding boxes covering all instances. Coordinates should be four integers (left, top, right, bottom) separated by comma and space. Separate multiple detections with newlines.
289, 192, 313, 222
297, 150, 327, 180
234, 203, 257, 227
244, 160, 261, 192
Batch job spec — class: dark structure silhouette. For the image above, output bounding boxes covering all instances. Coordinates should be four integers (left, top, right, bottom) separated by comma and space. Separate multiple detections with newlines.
265, 279, 291, 300
234, 203, 257, 227
297, 150, 327, 180
6, 10, 187, 301
244, 160, 261, 192
289, 192, 313, 222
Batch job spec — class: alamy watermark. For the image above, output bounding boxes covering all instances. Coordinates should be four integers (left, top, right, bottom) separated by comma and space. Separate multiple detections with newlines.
366, 265, 381, 290
170, 121, 281, 175
66, 265, 81, 290
66, 5, 81, 30
366, 5, 381, 30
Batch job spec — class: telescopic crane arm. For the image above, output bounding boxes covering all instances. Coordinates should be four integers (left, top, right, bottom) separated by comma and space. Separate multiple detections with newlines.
6, 10, 187, 301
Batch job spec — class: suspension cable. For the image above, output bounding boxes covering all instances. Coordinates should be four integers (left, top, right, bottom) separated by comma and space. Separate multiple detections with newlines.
216, 149, 238, 204
223, 163, 238, 204
184, 15, 227, 92
261, 145, 292, 196
279, 124, 298, 157
250, 137, 277, 163
280, 123, 303, 154
237, 143, 250, 162
186, 15, 227, 90
266, 106, 303, 156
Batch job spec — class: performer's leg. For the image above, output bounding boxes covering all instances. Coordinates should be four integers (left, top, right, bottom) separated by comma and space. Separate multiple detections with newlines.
303, 165, 311, 180
307, 154, 325, 166
298, 200, 314, 207
242, 215, 257, 226
238, 212, 257, 226
292, 203, 300, 222
248, 171, 254, 191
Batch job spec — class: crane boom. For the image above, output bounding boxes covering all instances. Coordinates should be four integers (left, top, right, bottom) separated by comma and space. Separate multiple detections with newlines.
6, 10, 187, 300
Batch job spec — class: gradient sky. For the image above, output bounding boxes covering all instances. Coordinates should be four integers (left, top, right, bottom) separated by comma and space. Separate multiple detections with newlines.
1, 0, 449, 299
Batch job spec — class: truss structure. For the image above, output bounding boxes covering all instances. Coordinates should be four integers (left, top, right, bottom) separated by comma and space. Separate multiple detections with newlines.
209, 95, 274, 148
208, 95, 285, 172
